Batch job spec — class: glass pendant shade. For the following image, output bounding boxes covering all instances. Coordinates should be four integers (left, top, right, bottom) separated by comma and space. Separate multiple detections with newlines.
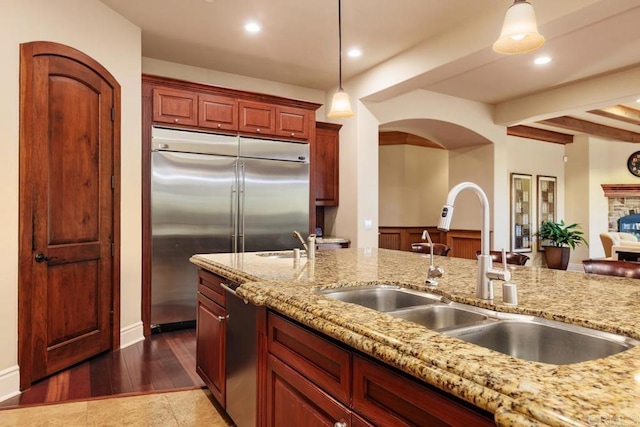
493, 0, 545, 54
327, 89, 354, 118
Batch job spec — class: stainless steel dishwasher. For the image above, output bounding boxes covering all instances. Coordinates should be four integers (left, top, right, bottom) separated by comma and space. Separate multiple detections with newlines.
220, 282, 257, 427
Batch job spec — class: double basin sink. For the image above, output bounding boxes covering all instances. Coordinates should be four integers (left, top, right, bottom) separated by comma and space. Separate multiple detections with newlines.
318, 285, 639, 365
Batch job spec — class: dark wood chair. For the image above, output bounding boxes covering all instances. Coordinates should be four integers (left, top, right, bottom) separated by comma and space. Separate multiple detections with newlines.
411, 243, 452, 256
582, 259, 640, 279
475, 250, 529, 266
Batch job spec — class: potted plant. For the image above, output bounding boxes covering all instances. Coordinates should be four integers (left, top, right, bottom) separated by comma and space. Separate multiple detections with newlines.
536, 220, 588, 270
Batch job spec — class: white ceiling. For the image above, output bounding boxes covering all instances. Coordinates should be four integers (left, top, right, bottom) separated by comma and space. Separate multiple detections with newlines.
100, 0, 640, 143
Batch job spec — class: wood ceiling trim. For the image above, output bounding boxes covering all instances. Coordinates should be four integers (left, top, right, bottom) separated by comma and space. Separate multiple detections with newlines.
507, 125, 573, 144
379, 131, 443, 149
602, 184, 640, 198
588, 105, 640, 126
537, 116, 640, 144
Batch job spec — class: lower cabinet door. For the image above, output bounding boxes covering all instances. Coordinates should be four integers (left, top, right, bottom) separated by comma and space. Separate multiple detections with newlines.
196, 292, 226, 407
266, 354, 351, 427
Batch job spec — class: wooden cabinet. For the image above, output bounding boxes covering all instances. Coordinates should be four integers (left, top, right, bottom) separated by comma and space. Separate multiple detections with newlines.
352, 355, 494, 427
145, 74, 318, 140
196, 270, 228, 407
239, 101, 312, 140
275, 106, 312, 140
266, 354, 352, 427
239, 100, 276, 135
198, 94, 238, 131
267, 312, 351, 405
264, 311, 494, 427
152, 87, 198, 126
315, 122, 341, 206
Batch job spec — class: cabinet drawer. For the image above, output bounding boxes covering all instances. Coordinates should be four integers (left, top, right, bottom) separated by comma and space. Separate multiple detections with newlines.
267, 312, 351, 406
198, 269, 227, 308
353, 355, 494, 427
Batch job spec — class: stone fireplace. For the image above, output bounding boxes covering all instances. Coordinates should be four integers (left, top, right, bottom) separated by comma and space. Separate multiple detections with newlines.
602, 184, 640, 231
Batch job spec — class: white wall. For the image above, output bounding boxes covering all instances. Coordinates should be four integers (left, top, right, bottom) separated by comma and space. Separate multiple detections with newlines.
505, 136, 566, 265
565, 136, 591, 269
0, 0, 141, 401
448, 145, 495, 233
379, 145, 448, 226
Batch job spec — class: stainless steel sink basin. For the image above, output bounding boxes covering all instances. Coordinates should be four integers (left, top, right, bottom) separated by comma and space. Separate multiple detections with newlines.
318, 285, 440, 312
389, 305, 489, 331
318, 285, 639, 364
445, 318, 639, 365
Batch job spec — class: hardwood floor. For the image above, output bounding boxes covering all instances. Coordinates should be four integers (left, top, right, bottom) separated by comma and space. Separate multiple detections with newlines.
0, 329, 205, 408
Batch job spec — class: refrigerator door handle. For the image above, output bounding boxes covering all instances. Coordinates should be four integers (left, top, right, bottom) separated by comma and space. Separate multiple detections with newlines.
232, 161, 239, 253
239, 161, 246, 253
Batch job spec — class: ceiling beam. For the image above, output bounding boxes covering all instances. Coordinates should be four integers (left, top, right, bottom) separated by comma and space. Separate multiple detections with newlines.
588, 105, 640, 126
537, 116, 640, 143
507, 125, 574, 145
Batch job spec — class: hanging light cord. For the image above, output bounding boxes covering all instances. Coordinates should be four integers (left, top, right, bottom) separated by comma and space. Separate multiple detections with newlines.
337, 0, 343, 91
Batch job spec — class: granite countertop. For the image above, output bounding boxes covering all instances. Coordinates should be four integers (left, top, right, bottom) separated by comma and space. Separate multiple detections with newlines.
190, 248, 640, 427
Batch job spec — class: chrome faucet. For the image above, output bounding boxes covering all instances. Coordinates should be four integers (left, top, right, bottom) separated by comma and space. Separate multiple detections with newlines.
422, 229, 443, 285
437, 182, 510, 300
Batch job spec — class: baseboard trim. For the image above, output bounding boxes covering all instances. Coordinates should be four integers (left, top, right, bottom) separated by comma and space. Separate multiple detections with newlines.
0, 365, 20, 403
120, 321, 145, 349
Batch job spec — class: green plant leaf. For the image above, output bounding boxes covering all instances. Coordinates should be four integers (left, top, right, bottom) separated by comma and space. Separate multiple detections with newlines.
535, 220, 588, 249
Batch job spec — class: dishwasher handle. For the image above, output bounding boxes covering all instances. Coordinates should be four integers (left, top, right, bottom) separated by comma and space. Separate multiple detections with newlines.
220, 282, 249, 304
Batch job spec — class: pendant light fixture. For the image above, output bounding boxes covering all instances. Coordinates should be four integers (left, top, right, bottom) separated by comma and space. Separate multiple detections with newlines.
327, 0, 354, 118
493, 0, 545, 55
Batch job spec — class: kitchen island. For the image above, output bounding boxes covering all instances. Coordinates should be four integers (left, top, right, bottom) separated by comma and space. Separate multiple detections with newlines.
190, 248, 640, 427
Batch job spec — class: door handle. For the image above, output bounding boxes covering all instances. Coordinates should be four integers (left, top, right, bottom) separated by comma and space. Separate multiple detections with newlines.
34, 252, 52, 263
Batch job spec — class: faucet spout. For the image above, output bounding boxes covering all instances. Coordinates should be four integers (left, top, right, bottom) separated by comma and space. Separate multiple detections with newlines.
293, 231, 309, 252
438, 182, 490, 256
437, 182, 496, 300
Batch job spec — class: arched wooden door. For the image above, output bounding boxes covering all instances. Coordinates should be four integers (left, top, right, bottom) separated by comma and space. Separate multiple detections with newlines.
18, 41, 121, 389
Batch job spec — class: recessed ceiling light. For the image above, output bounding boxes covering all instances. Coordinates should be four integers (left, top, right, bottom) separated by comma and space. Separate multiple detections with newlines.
636, 98, 640, 103
534, 56, 552, 65
203, 0, 214, 3
244, 22, 261, 33
347, 48, 362, 58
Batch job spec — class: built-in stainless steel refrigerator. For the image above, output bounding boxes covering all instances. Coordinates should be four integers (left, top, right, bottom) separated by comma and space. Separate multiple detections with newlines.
150, 126, 309, 329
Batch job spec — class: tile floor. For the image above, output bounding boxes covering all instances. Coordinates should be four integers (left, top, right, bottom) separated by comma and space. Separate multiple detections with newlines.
0, 389, 233, 426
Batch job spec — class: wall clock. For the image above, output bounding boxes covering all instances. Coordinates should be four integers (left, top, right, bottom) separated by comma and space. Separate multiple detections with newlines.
628, 151, 640, 177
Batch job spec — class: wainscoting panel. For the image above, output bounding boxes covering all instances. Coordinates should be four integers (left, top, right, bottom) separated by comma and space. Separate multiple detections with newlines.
378, 227, 482, 260
444, 230, 483, 260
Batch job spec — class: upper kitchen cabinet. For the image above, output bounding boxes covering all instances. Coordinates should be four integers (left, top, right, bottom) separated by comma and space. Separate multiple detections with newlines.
238, 100, 276, 136
275, 106, 312, 140
199, 94, 238, 131
144, 75, 319, 142
153, 87, 198, 126
239, 101, 312, 140
315, 122, 341, 206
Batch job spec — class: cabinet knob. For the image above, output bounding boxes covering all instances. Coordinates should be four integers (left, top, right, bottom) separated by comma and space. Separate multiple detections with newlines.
256, 128, 261, 132
174, 118, 179, 123
334, 422, 347, 427
290, 132, 295, 136
215, 315, 229, 322
217, 123, 222, 128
